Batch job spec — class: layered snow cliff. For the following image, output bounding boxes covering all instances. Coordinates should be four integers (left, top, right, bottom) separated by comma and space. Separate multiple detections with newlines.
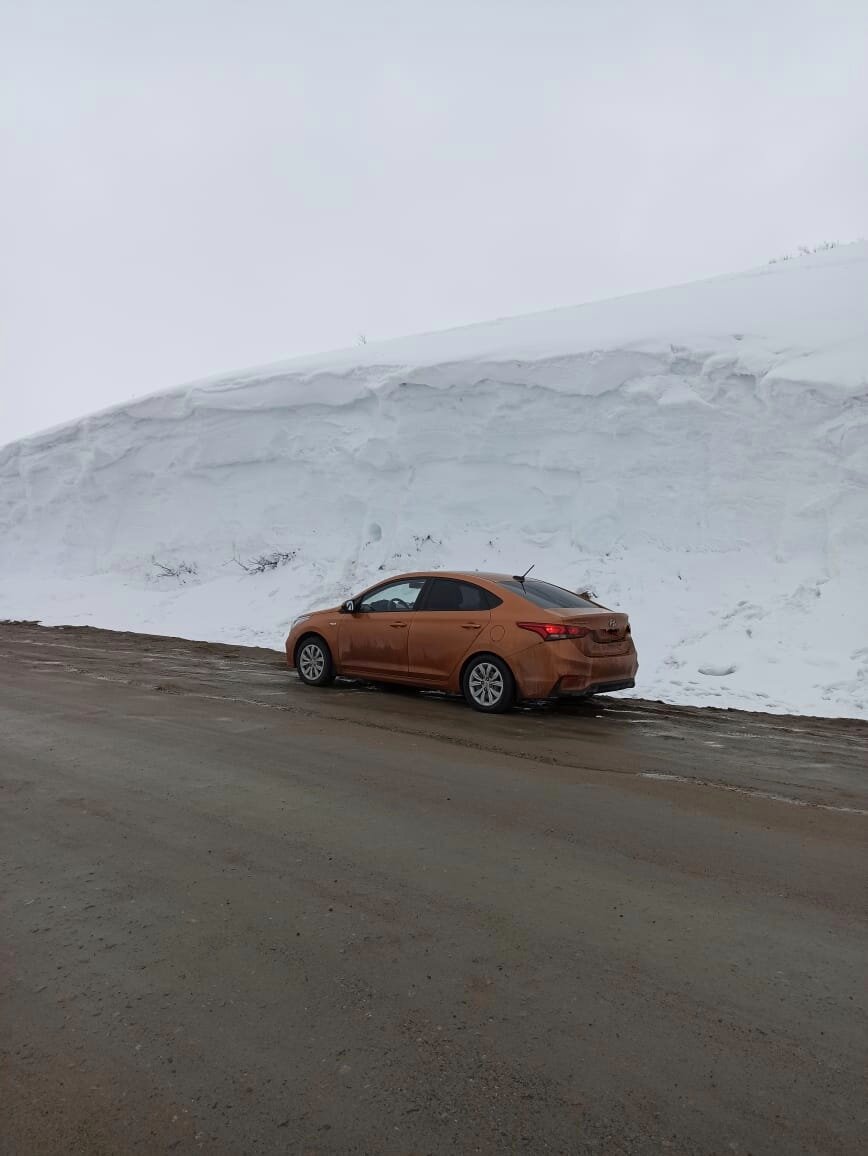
2, 244, 867, 717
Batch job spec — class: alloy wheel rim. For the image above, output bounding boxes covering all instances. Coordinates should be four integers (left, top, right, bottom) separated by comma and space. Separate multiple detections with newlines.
299, 643, 325, 681
468, 662, 504, 706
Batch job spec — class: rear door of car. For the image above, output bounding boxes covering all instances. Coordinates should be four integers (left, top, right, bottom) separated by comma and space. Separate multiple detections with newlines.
408, 578, 492, 684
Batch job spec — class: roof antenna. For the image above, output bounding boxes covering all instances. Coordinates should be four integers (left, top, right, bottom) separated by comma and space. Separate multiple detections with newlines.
514, 563, 535, 585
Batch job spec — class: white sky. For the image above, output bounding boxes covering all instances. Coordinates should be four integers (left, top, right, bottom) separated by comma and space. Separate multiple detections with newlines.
2, 0, 867, 444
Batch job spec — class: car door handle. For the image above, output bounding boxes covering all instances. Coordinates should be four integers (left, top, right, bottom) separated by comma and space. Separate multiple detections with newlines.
461, 623, 482, 629
389, 621, 407, 628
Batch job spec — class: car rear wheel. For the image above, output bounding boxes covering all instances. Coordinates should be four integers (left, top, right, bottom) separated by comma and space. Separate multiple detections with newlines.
462, 655, 515, 713
295, 636, 335, 686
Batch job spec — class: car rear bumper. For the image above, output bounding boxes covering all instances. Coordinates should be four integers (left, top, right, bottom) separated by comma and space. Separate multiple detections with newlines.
552, 677, 636, 699
509, 643, 639, 701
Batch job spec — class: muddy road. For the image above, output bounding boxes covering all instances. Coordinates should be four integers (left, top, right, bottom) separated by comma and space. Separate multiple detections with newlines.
1, 622, 866, 1154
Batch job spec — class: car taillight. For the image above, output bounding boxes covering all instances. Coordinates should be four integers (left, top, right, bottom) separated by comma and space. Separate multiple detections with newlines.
517, 622, 591, 641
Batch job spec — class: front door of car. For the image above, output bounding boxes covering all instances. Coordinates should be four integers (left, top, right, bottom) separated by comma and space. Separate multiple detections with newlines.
338, 578, 427, 677
408, 578, 491, 684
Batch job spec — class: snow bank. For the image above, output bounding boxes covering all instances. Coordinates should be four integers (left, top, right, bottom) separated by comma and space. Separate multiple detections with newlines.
2, 243, 867, 717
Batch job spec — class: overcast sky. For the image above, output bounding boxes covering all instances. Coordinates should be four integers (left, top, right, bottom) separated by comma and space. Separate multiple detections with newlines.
2, 0, 866, 444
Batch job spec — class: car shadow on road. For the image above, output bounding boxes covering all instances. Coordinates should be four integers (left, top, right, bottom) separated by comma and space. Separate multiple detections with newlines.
351, 677, 615, 720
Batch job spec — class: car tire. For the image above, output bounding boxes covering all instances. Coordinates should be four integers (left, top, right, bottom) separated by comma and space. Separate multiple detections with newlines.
295, 635, 335, 687
462, 654, 515, 713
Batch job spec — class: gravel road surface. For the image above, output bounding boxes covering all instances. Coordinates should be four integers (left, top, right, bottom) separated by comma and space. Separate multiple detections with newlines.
1, 622, 865, 1154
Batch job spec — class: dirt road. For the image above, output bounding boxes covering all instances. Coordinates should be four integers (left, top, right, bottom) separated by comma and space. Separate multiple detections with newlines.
1, 622, 865, 1154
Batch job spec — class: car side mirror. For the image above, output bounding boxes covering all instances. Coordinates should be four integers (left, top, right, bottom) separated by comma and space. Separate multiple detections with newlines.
341, 599, 355, 614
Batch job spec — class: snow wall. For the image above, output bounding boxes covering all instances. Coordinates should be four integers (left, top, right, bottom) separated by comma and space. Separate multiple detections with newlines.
1, 243, 867, 717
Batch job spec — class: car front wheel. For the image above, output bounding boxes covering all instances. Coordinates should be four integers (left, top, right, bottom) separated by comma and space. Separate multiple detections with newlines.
295, 636, 335, 686
462, 655, 515, 713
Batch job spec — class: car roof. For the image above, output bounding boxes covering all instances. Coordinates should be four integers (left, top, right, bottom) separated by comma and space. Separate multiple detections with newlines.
378, 570, 516, 584
435, 570, 514, 582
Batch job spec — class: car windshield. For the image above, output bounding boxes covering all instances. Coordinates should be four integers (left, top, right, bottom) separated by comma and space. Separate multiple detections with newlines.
498, 578, 598, 610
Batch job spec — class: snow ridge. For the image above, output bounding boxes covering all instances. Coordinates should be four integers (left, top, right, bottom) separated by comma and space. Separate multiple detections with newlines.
1, 244, 867, 717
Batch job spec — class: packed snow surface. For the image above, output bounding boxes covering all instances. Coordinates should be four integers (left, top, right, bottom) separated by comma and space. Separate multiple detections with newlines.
2, 244, 867, 717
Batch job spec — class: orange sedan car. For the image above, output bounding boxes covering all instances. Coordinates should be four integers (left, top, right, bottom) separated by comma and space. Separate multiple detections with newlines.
285, 571, 637, 713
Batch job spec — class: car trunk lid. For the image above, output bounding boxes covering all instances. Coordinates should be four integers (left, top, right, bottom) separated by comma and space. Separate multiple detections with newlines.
560, 610, 631, 643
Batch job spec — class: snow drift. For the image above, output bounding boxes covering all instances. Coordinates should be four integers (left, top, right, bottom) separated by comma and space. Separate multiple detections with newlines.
2, 244, 867, 717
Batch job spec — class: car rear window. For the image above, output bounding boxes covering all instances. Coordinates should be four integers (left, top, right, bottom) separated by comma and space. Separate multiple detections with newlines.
498, 578, 598, 610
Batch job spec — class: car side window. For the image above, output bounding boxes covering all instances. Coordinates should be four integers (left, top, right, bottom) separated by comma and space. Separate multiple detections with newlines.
358, 579, 425, 613
424, 578, 496, 612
